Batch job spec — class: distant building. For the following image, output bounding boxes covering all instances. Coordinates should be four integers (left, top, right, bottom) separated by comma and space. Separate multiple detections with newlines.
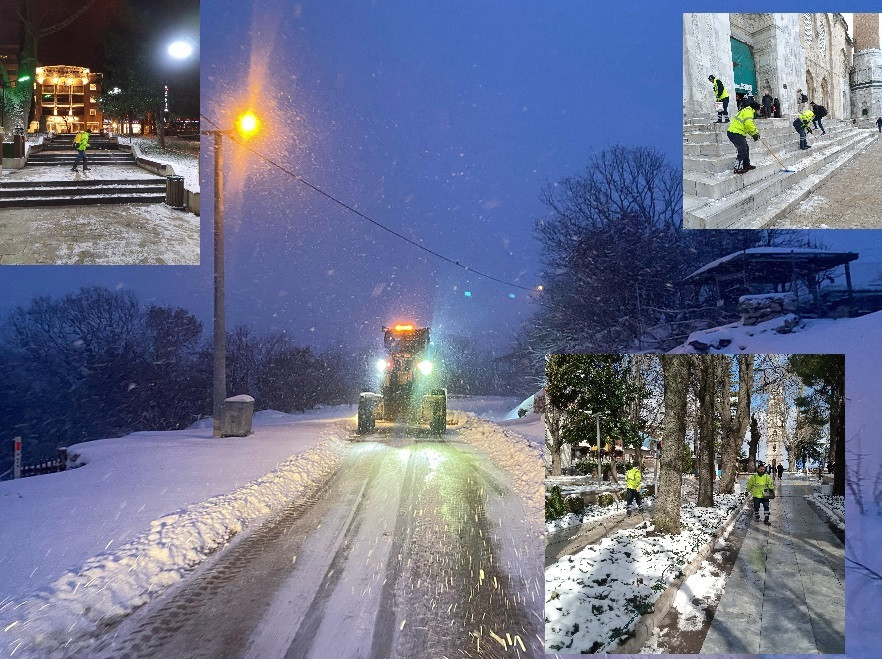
765, 385, 788, 471
32, 65, 104, 134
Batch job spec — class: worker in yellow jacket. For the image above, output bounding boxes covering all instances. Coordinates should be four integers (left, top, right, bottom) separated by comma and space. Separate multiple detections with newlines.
708, 75, 730, 123
727, 100, 761, 174
625, 464, 644, 516
793, 109, 815, 150
71, 129, 91, 173
747, 462, 774, 525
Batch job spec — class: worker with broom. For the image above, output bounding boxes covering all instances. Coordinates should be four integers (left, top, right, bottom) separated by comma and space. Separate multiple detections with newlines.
794, 108, 815, 150
727, 99, 762, 174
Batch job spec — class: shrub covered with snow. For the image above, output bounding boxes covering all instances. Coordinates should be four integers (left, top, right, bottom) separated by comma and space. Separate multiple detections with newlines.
545, 493, 744, 653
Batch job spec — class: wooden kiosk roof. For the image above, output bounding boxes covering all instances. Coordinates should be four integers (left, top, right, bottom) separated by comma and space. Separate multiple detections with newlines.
685, 248, 859, 285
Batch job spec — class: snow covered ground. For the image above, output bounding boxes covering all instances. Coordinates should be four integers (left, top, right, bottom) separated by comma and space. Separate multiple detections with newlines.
545, 494, 744, 654
0, 398, 542, 656
0, 408, 351, 654
1, 164, 162, 182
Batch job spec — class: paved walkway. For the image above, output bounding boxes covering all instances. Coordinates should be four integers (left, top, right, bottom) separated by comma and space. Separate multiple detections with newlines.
701, 476, 844, 654
776, 133, 882, 228
0, 203, 200, 265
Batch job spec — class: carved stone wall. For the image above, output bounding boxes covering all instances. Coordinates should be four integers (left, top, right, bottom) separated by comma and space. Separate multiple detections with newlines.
799, 13, 853, 118
683, 13, 735, 118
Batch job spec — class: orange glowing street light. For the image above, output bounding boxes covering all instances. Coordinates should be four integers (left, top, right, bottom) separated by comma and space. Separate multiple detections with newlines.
201, 109, 262, 436
236, 111, 260, 138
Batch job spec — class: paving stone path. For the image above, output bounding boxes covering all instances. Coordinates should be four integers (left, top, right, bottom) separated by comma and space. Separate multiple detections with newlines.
701, 476, 845, 654
776, 134, 882, 228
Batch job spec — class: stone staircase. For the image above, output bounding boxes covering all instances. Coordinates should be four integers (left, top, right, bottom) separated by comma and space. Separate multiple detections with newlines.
0, 178, 166, 208
684, 117, 879, 229
26, 134, 137, 167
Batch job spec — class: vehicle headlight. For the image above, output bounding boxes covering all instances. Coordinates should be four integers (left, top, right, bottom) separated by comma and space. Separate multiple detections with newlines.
376, 359, 388, 372
416, 360, 433, 375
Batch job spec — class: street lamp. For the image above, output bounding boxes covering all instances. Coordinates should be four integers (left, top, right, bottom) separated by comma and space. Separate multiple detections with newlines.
202, 112, 261, 437
160, 40, 195, 148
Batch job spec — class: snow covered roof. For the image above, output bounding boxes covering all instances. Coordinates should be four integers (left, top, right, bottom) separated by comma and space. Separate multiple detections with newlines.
686, 247, 859, 283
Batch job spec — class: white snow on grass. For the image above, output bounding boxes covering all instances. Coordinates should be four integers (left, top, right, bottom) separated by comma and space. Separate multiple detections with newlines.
124, 137, 199, 193
0, 409, 353, 655
545, 494, 744, 654
547, 496, 656, 535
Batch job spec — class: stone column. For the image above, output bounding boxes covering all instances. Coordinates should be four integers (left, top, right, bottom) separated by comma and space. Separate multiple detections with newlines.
851, 14, 882, 126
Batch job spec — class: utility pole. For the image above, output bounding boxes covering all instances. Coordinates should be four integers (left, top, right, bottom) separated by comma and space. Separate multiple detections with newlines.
202, 129, 226, 437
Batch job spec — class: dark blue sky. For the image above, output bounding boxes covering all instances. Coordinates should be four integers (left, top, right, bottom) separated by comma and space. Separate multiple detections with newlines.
1, 0, 880, 354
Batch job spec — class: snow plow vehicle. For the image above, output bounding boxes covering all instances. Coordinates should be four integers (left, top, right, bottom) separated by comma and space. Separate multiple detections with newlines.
357, 323, 448, 436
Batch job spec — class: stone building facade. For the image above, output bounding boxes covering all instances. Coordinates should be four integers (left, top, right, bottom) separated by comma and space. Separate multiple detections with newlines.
851, 13, 882, 125
684, 13, 854, 121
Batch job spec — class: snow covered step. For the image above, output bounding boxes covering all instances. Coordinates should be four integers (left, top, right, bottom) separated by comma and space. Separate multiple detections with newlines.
684, 130, 873, 200
0, 192, 166, 208
0, 183, 164, 199
683, 127, 854, 164
684, 132, 877, 229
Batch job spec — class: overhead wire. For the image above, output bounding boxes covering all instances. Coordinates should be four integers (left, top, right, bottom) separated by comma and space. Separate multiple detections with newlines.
200, 113, 534, 292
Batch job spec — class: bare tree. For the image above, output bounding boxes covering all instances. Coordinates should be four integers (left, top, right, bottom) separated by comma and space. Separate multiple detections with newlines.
3, 0, 101, 131
655, 355, 689, 534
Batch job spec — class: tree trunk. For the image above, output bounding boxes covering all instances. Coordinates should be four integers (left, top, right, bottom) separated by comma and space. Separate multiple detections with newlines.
831, 384, 845, 496
546, 404, 563, 477
655, 355, 688, 535
696, 356, 716, 506
748, 414, 760, 473
718, 355, 752, 493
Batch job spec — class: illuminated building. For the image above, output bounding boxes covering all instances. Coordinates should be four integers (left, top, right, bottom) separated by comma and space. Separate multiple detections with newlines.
32, 65, 104, 133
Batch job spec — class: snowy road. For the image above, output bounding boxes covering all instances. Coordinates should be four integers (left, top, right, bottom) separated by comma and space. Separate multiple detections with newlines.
90, 436, 541, 658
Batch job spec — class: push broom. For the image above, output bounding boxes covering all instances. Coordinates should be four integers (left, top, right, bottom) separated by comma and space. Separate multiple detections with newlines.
759, 137, 795, 173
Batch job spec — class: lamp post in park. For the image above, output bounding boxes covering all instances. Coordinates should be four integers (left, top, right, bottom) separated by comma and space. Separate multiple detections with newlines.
202, 111, 261, 437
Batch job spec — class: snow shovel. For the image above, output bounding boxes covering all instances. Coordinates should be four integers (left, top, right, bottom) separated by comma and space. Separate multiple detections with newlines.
759, 137, 795, 173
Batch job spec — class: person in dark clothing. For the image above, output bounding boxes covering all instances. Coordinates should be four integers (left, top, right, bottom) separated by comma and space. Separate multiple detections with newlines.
761, 93, 773, 119
773, 98, 781, 118
877, 117, 882, 132
810, 102, 827, 134
777, 463, 784, 480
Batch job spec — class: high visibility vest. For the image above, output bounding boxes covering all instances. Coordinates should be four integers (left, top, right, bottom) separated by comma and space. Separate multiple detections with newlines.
75, 132, 90, 151
713, 78, 729, 101
625, 468, 642, 490
727, 107, 759, 137
799, 110, 815, 126
746, 473, 774, 498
